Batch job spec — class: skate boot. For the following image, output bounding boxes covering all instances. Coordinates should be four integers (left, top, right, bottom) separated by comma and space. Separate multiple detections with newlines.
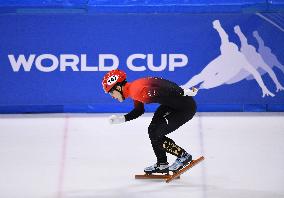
169, 152, 192, 172
144, 162, 169, 175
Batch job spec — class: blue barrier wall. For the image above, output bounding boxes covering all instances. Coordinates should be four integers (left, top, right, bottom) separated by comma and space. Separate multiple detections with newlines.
0, 1, 284, 113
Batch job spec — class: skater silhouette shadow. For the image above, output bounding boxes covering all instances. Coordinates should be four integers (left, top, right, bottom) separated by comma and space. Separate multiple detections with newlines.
182, 20, 276, 97
252, 30, 284, 76
227, 25, 284, 92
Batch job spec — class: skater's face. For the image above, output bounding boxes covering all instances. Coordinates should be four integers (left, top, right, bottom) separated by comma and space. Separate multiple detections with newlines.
109, 86, 124, 102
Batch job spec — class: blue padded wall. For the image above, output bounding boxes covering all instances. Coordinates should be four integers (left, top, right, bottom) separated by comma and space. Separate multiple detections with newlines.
0, 1, 284, 113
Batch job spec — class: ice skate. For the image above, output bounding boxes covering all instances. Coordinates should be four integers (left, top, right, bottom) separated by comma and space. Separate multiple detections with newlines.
169, 152, 192, 172
166, 156, 204, 183
136, 162, 181, 180
144, 162, 169, 175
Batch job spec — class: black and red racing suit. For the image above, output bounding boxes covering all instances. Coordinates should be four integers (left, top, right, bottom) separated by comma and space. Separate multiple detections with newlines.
122, 77, 196, 163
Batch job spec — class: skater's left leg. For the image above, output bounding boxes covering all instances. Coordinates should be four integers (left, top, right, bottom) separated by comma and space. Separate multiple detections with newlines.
148, 105, 172, 164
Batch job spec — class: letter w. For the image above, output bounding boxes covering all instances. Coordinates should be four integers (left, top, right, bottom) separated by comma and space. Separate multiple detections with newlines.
8, 54, 35, 72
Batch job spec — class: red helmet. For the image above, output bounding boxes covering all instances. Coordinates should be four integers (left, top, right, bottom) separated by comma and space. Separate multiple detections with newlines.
102, 69, 127, 93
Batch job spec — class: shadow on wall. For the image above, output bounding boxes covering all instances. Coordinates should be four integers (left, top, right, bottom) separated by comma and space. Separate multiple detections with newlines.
182, 19, 284, 98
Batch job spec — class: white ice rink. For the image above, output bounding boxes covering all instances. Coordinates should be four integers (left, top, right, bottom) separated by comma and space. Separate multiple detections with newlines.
0, 112, 284, 198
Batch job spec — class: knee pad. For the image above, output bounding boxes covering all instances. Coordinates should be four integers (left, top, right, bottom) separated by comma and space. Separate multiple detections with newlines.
162, 137, 184, 157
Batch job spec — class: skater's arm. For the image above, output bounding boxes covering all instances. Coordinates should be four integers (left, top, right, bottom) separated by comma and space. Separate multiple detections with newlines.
124, 100, 145, 121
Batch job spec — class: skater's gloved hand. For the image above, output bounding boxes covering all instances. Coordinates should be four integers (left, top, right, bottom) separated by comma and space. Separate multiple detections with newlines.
183, 87, 198, 96
109, 115, 125, 124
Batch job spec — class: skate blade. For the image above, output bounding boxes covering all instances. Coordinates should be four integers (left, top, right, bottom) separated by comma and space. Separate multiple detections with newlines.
135, 174, 180, 180
166, 156, 204, 183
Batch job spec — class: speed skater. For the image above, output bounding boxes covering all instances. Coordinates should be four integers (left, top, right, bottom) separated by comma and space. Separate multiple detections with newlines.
102, 69, 198, 174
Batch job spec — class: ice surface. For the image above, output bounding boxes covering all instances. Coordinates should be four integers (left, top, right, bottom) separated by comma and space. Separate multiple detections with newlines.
0, 113, 284, 198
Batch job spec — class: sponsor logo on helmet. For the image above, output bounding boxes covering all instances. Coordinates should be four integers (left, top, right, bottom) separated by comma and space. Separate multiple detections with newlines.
107, 75, 119, 85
